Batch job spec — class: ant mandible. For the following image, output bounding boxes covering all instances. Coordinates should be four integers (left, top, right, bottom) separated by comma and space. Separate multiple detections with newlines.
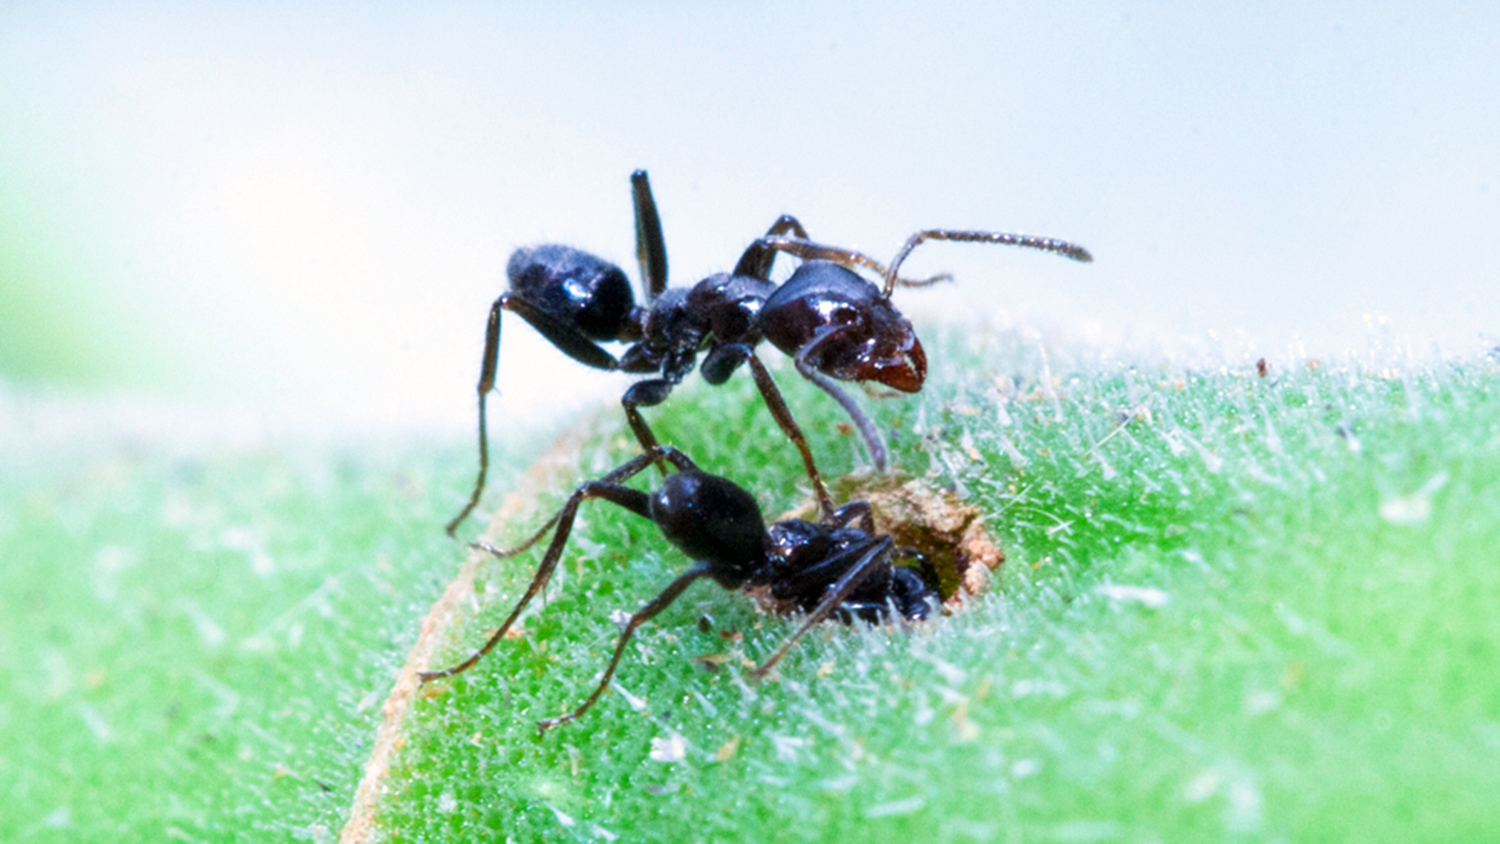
446, 171, 1092, 535
420, 445, 939, 732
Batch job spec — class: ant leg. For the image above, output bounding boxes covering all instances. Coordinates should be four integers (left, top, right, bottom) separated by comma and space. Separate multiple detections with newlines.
882, 229, 1094, 297
538, 561, 714, 732
895, 546, 942, 602
799, 366, 887, 472
765, 214, 810, 239
828, 499, 875, 532
791, 341, 889, 473
447, 295, 625, 536
700, 342, 748, 386
744, 353, 837, 520
731, 214, 811, 278
622, 378, 679, 475
889, 565, 939, 620
701, 340, 836, 516
422, 451, 667, 682
749, 535, 895, 680
446, 298, 507, 536
505, 295, 623, 371
630, 171, 668, 300
466, 444, 700, 566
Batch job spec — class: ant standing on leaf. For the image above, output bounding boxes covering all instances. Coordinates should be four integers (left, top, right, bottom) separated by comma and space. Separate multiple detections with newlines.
445, 170, 1093, 536
420, 445, 940, 732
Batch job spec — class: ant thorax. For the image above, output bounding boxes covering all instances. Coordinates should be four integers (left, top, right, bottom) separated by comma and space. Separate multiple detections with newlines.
685, 273, 776, 345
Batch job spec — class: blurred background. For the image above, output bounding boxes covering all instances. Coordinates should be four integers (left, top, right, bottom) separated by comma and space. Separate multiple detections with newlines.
2, 2, 1497, 439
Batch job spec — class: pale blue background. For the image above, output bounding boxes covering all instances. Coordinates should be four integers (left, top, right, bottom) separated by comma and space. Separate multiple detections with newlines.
2, 3, 1496, 435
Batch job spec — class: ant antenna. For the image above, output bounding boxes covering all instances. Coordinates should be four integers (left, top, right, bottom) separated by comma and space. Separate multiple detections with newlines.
882, 230, 1093, 298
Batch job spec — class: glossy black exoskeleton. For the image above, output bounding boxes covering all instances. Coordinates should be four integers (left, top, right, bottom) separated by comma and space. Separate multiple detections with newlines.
419, 445, 939, 731
446, 170, 1092, 535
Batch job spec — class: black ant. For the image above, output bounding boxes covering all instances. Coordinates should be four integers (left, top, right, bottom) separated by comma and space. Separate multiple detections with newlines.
420, 445, 940, 732
446, 170, 1091, 535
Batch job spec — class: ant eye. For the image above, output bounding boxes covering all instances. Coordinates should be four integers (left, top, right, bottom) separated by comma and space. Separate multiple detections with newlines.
832, 306, 858, 325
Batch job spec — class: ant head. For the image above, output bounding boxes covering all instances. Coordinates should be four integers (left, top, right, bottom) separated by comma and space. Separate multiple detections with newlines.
508, 245, 636, 341
814, 297, 927, 392
761, 261, 927, 393
651, 471, 768, 585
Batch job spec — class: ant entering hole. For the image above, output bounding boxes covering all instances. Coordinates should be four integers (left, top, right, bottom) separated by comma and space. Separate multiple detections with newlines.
774, 471, 1005, 614
420, 446, 976, 731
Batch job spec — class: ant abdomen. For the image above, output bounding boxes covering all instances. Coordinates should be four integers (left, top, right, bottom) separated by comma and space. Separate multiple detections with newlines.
649, 471, 768, 583
507, 245, 636, 341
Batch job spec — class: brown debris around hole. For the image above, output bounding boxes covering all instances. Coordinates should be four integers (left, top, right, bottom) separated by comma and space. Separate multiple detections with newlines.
775, 471, 1005, 613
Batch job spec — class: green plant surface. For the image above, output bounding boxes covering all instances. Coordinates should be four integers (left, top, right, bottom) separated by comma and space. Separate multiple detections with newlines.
372, 338, 1500, 842
5, 335, 1498, 842
0, 410, 536, 842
